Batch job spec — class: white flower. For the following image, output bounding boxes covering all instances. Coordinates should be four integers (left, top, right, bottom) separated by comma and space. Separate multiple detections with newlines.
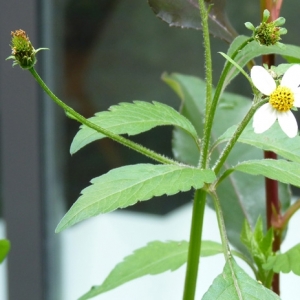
251, 64, 300, 138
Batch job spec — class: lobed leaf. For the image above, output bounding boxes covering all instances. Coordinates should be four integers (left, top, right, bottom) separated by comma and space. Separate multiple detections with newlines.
202, 258, 280, 299
0, 239, 10, 263
234, 159, 300, 188
70, 101, 199, 154
55, 164, 215, 232
214, 123, 300, 164
148, 0, 237, 43
79, 240, 223, 299
263, 243, 300, 275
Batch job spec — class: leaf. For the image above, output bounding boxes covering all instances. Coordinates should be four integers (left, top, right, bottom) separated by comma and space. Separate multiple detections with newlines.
79, 240, 223, 299
165, 73, 291, 254
0, 239, 10, 263
55, 164, 216, 232
240, 218, 273, 285
241, 218, 273, 262
70, 101, 199, 154
202, 258, 280, 299
214, 122, 300, 164
234, 159, 300, 188
223, 36, 300, 88
263, 243, 300, 275
148, 0, 237, 43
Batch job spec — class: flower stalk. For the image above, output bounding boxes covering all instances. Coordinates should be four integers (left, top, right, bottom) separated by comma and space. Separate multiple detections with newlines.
28, 67, 179, 166
213, 98, 268, 174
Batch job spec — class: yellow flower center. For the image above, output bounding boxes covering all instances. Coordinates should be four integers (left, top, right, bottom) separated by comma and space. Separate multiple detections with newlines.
269, 86, 294, 112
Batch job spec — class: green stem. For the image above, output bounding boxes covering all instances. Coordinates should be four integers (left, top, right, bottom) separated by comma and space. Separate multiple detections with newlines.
210, 191, 245, 300
182, 2, 214, 298
29, 67, 179, 166
198, 0, 213, 168
199, 37, 253, 168
213, 99, 268, 174
210, 191, 231, 260
183, 189, 207, 300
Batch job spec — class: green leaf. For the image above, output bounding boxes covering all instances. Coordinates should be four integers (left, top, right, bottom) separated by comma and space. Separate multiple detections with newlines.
165, 73, 291, 254
79, 240, 223, 299
234, 159, 300, 188
70, 101, 199, 154
0, 239, 11, 263
202, 258, 280, 300
148, 0, 237, 43
224, 36, 300, 88
241, 218, 273, 260
214, 122, 300, 164
55, 164, 216, 232
263, 244, 300, 275
240, 218, 273, 285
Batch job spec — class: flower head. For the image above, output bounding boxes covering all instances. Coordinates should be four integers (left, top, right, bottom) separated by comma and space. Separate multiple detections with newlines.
251, 65, 300, 138
245, 9, 287, 46
6, 29, 48, 69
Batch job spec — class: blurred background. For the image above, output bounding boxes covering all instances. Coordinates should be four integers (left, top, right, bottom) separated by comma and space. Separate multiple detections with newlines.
0, 1, 299, 299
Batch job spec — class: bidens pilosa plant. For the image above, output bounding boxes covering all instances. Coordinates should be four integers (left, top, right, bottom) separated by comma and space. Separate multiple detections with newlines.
7, 0, 300, 299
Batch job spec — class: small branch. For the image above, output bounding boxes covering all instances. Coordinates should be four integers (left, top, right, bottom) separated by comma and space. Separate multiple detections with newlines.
213, 99, 268, 174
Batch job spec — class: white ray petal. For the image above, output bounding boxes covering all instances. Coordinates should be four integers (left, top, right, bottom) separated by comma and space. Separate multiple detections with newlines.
251, 66, 276, 95
253, 103, 277, 133
292, 88, 300, 107
281, 64, 300, 89
278, 111, 298, 138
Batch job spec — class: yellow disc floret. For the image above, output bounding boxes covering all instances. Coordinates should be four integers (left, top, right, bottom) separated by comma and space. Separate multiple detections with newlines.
269, 86, 294, 112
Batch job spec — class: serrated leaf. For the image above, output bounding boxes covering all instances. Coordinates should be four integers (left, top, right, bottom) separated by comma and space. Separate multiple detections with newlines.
70, 101, 199, 154
0, 239, 10, 263
56, 164, 215, 232
148, 0, 237, 43
165, 73, 291, 254
263, 244, 300, 275
79, 240, 223, 299
223, 36, 300, 88
214, 122, 300, 164
234, 159, 300, 188
202, 258, 280, 300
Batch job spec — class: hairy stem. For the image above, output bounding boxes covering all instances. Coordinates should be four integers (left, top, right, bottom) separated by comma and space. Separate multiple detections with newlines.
29, 67, 179, 166
213, 99, 268, 174
200, 37, 253, 168
210, 191, 231, 259
198, 0, 213, 168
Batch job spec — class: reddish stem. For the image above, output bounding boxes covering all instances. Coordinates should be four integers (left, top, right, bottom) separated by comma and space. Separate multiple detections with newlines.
261, 3, 283, 293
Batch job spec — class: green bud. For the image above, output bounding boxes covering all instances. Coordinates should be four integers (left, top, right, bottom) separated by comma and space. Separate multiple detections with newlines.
245, 10, 287, 46
6, 29, 48, 69
254, 19, 286, 46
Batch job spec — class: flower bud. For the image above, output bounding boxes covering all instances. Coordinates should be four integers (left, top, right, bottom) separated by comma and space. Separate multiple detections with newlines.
6, 29, 48, 69
245, 10, 287, 46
